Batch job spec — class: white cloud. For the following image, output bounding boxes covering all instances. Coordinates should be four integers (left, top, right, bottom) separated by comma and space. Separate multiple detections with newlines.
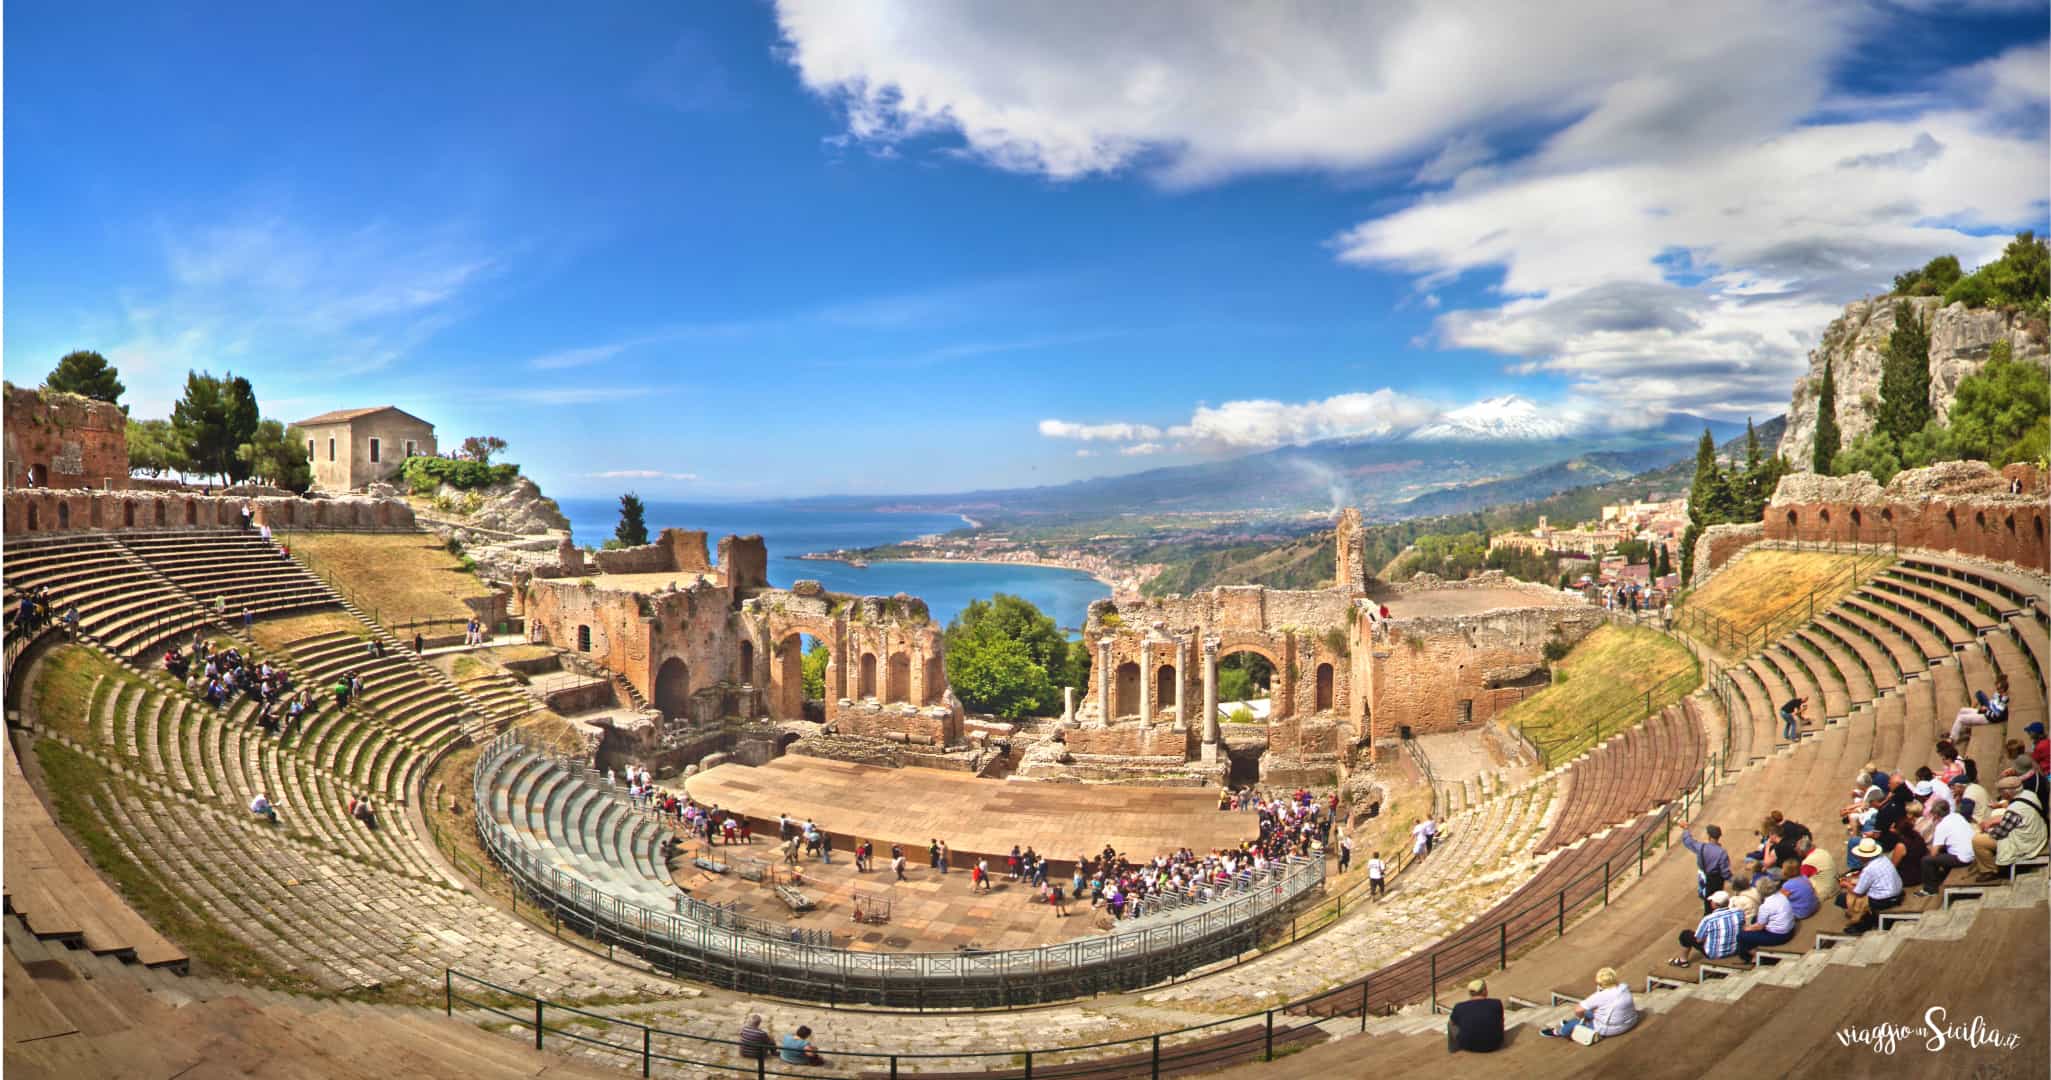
1336, 93, 2046, 415
1038, 419, 1164, 441
773, 1, 1848, 185
1119, 442, 1166, 456
1073, 448, 1098, 458
1176, 390, 1439, 449
589, 469, 699, 481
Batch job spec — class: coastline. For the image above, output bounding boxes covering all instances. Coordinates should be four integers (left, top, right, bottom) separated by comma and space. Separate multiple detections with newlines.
799, 552, 1120, 591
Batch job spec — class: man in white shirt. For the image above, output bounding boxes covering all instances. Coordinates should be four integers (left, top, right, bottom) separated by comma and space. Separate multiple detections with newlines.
1366, 852, 1387, 899
249, 792, 277, 823
1411, 819, 1430, 857
1920, 805, 1977, 895
1541, 966, 1637, 1041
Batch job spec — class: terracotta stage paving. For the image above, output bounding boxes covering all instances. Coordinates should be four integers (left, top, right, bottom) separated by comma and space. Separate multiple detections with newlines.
683, 756, 1258, 874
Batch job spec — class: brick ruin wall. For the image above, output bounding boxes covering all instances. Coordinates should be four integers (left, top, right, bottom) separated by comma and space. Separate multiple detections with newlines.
1687, 462, 2051, 582
1064, 721, 1195, 758
1363, 605, 1605, 742
587, 528, 719, 575
3, 488, 416, 536
1763, 462, 2048, 573
3, 384, 128, 491
525, 571, 961, 746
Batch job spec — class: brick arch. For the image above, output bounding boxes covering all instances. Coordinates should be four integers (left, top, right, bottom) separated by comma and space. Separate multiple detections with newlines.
858, 652, 878, 700
654, 657, 691, 720
886, 651, 911, 703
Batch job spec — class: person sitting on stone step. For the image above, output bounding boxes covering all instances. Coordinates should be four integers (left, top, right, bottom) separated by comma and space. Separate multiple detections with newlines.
777, 1025, 825, 1067
250, 792, 278, 824
1448, 978, 1506, 1053
1836, 836, 1902, 934
1540, 967, 1637, 1042
1970, 780, 2046, 883
1733, 875, 1795, 962
1670, 891, 1741, 969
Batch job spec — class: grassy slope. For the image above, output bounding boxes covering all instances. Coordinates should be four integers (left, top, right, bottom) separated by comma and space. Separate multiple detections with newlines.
31, 645, 125, 741
285, 532, 493, 626
1680, 550, 1869, 641
1497, 624, 1700, 764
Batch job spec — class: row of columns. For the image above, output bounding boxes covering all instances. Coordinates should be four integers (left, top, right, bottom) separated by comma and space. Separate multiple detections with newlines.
1093, 633, 1226, 755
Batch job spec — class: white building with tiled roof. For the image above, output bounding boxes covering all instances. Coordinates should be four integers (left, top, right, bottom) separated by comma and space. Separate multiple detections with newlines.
291, 405, 436, 493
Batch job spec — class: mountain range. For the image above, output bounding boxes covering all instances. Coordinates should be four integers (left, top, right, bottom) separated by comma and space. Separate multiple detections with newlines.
798, 403, 1758, 524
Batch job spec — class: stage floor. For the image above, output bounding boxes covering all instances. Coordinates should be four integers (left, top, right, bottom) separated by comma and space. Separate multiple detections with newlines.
669, 841, 1110, 953
683, 756, 1257, 872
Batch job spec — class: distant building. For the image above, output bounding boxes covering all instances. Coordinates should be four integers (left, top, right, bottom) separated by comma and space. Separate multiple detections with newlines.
293, 406, 436, 493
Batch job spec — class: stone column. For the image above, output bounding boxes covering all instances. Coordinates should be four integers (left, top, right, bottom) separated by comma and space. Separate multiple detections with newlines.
1173, 640, 1188, 730
1096, 637, 1113, 725
1062, 686, 1076, 724
1138, 641, 1153, 725
1201, 636, 1220, 757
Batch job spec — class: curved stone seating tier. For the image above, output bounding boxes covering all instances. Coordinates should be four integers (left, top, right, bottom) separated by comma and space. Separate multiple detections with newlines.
3, 921, 631, 1080
474, 733, 1326, 1008
1901, 553, 2045, 620
283, 631, 470, 756
1537, 705, 1704, 855
60, 657, 443, 883
2, 535, 209, 660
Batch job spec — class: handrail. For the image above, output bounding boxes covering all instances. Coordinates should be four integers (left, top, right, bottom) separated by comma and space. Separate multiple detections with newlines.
443, 744, 1726, 1077
1674, 536, 1896, 658
472, 729, 1327, 1008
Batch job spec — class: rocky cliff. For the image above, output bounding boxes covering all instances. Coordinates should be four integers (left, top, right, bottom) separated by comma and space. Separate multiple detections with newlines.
1778, 297, 2048, 472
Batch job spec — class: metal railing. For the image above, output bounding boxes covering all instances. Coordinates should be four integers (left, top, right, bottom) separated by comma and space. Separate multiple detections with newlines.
442, 746, 1725, 1078
1518, 664, 1701, 771
472, 730, 1326, 1009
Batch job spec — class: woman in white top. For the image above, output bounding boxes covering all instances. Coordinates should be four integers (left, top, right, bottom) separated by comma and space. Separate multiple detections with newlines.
1542, 966, 1638, 1041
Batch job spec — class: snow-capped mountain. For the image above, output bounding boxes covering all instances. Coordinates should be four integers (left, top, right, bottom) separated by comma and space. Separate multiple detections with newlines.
1406, 395, 1577, 441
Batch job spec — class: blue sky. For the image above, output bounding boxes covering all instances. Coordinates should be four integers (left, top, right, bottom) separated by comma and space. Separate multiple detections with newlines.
6, 2, 2047, 498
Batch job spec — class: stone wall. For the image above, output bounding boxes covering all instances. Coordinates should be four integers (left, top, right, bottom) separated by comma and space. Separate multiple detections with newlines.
1690, 522, 1768, 587
525, 556, 961, 737
1762, 461, 2049, 572
718, 535, 769, 590
1362, 604, 1603, 742
2, 384, 128, 492
1064, 721, 1194, 758
588, 528, 714, 575
2, 488, 415, 536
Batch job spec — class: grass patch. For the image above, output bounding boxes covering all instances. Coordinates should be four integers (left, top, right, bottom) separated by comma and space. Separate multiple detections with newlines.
282, 531, 494, 627
1680, 549, 1869, 649
252, 609, 368, 652
1497, 624, 1699, 765
31, 738, 325, 993
32, 646, 125, 741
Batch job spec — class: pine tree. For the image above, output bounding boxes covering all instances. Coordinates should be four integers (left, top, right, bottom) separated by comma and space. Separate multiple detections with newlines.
1877, 301, 1932, 442
614, 492, 649, 547
1812, 358, 1840, 473
1687, 430, 1719, 529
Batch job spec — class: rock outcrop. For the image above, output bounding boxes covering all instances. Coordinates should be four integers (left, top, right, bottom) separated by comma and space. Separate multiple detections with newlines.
1779, 296, 2048, 472
450, 476, 571, 535
417, 475, 574, 583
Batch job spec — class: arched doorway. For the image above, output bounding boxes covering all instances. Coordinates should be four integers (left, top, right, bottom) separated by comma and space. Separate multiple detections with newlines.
1113, 662, 1142, 718
923, 655, 944, 705
859, 653, 878, 700
155, 501, 167, 526
185, 501, 197, 525
886, 653, 911, 703
655, 657, 691, 720
1216, 650, 1273, 708
26, 503, 39, 530
738, 640, 755, 685
1315, 663, 1335, 712
56, 502, 69, 529
124, 503, 136, 528
1155, 665, 1177, 718
772, 632, 828, 721
576, 625, 592, 652
26, 464, 46, 487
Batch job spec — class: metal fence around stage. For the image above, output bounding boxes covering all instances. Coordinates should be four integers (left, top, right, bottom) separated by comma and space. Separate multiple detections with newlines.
472, 730, 1327, 1008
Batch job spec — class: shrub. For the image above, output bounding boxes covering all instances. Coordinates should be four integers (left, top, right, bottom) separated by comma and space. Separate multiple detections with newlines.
400, 455, 519, 493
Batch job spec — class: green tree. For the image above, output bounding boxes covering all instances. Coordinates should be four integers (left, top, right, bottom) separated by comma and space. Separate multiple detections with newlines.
945, 632, 1058, 719
1946, 232, 2050, 310
614, 492, 650, 547
942, 594, 1071, 718
1893, 254, 1961, 297
1217, 652, 1273, 703
1876, 301, 1932, 442
45, 350, 126, 405
126, 419, 190, 478
235, 419, 313, 491
1654, 544, 1674, 579
171, 371, 236, 483
1812, 358, 1841, 473
800, 638, 829, 700
1947, 341, 2051, 465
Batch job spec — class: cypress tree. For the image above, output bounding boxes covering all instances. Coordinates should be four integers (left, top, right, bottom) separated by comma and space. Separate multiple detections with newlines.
614, 492, 650, 547
1812, 358, 1840, 473
1877, 301, 1932, 441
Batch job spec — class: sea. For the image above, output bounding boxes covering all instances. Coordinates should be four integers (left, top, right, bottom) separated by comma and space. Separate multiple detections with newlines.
554, 499, 1109, 632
